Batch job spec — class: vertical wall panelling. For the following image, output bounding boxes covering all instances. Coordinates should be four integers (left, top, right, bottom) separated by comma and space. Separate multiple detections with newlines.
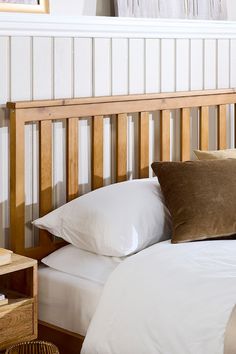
161, 39, 176, 161
11, 37, 32, 100
204, 39, 217, 90
190, 39, 204, 91
145, 39, 160, 94
74, 38, 93, 97
217, 39, 230, 89
112, 38, 128, 95
33, 37, 53, 100
176, 39, 190, 92
175, 39, 190, 161
230, 40, 236, 88
204, 39, 217, 150
129, 38, 145, 94
190, 39, 204, 156
161, 39, 176, 93
54, 37, 73, 99
0, 37, 9, 247
93, 38, 111, 96
0, 37, 9, 103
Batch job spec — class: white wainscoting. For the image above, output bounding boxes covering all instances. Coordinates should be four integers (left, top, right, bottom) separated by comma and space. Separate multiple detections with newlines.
1, 16, 236, 247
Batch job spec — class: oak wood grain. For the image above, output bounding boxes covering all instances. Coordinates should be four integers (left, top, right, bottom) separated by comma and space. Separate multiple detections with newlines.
92, 116, 103, 190
217, 104, 227, 150
180, 108, 191, 161
116, 113, 127, 182
139, 112, 149, 178
160, 110, 170, 161
200, 106, 209, 150
66, 118, 79, 201
0, 254, 37, 351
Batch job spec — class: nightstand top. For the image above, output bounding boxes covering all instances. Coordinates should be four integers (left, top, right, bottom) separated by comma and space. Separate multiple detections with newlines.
0, 253, 37, 276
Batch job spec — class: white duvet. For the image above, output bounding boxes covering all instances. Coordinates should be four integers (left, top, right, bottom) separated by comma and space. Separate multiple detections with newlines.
82, 240, 236, 354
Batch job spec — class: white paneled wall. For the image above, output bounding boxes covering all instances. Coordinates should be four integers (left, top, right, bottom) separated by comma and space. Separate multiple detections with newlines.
1, 20, 236, 247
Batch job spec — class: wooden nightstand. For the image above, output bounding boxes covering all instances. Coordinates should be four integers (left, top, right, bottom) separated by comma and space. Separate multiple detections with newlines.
0, 253, 37, 351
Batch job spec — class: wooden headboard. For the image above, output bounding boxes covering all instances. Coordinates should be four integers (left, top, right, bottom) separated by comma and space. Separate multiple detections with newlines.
7, 89, 236, 259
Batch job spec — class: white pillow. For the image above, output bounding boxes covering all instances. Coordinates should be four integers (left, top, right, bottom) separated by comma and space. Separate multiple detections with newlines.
42, 245, 124, 285
33, 178, 172, 257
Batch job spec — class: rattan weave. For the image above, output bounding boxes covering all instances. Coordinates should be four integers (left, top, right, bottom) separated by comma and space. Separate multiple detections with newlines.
5, 341, 59, 354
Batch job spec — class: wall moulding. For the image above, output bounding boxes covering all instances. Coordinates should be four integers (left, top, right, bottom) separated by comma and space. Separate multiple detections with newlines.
0, 13, 236, 38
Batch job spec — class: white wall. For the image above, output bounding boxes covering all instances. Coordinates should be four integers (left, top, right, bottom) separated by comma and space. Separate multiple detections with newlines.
227, 0, 236, 20
49, 0, 236, 20
49, 0, 114, 16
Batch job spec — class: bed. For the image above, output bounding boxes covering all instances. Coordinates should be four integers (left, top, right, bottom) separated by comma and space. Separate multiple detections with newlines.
7, 89, 236, 354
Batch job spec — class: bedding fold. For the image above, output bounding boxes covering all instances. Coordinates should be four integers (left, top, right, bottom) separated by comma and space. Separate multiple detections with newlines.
82, 240, 236, 354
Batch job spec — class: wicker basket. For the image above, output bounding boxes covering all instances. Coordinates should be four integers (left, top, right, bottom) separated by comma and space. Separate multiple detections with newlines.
5, 341, 59, 354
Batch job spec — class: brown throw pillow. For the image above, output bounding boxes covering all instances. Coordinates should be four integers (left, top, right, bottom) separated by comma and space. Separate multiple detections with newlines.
194, 148, 236, 160
151, 159, 236, 244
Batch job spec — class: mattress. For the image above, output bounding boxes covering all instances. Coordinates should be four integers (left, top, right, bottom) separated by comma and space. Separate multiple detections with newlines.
38, 265, 103, 336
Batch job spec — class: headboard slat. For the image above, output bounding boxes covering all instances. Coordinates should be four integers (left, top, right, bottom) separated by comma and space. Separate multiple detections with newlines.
235, 104, 236, 149
160, 110, 170, 161
200, 106, 209, 151
39, 120, 52, 217
116, 113, 127, 182
92, 116, 104, 190
217, 105, 227, 150
139, 112, 149, 178
66, 118, 79, 201
180, 108, 191, 161
39, 120, 53, 249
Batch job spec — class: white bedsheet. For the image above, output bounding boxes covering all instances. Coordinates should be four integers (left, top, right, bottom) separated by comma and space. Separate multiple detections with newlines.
38, 266, 103, 336
82, 240, 236, 354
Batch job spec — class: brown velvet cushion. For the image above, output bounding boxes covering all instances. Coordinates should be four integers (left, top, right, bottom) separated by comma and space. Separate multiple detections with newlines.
151, 159, 236, 244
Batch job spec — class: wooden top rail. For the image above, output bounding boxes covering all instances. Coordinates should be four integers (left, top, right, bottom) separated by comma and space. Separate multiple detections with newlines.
7, 89, 236, 110
7, 89, 236, 124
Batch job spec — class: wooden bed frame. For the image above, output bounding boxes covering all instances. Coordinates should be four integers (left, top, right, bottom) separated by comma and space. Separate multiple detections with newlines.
7, 89, 236, 353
